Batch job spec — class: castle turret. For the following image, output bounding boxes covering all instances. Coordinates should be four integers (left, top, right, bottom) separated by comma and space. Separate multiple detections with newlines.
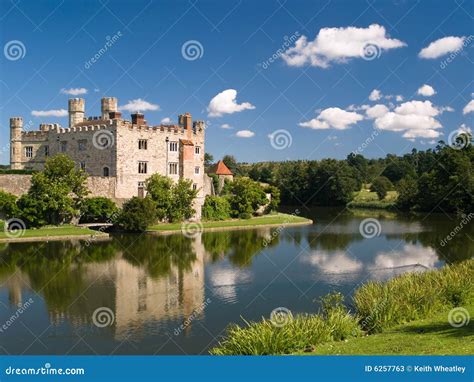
101, 97, 118, 120
68, 98, 85, 128
10, 117, 23, 170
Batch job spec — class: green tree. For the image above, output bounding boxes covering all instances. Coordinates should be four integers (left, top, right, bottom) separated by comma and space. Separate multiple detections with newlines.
228, 177, 267, 217
168, 179, 198, 222
145, 174, 173, 220
202, 195, 231, 220
396, 176, 418, 210
204, 153, 214, 167
79, 197, 118, 223
118, 197, 156, 232
0, 190, 19, 219
222, 155, 239, 175
17, 155, 88, 227
370, 176, 393, 200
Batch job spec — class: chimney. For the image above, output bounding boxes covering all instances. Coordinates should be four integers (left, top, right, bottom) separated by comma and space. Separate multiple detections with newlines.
131, 112, 146, 125
178, 112, 192, 138
109, 111, 122, 120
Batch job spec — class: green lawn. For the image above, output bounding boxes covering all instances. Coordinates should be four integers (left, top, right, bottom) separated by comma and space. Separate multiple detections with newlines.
0, 224, 102, 240
348, 188, 398, 209
301, 305, 473, 355
148, 213, 312, 231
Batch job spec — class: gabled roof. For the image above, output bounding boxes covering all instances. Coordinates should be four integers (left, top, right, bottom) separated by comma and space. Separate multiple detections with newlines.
210, 160, 233, 176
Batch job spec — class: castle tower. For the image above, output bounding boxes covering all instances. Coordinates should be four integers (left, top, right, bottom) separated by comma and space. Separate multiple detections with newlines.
68, 98, 85, 128
101, 97, 118, 120
10, 117, 22, 170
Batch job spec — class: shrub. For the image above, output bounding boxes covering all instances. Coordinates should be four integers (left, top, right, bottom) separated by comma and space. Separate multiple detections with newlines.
238, 212, 252, 219
0, 190, 19, 219
117, 197, 156, 232
202, 196, 231, 221
370, 176, 393, 200
79, 197, 118, 223
263, 185, 280, 213
228, 177, 267, 217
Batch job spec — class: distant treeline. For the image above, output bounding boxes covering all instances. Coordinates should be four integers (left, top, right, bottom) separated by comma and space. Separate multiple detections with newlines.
227, 139, 473, 214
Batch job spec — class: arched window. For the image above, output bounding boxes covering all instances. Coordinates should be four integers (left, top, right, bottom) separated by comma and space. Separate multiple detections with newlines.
103, 167, 110, 177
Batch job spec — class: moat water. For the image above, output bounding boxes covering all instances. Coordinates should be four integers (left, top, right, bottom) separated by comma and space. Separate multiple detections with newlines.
0, 207, 472, 355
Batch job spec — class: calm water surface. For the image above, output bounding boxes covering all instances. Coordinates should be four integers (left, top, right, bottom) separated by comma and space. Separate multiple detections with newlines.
0, 208, 472, 354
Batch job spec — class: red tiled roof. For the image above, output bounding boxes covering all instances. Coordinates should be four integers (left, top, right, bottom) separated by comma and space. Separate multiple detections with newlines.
211, 160, 233, 175
179, 139, 194, 146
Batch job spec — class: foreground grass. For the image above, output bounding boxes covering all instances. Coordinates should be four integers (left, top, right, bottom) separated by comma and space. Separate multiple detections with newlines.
211, 260, 473, 355
348, 189, 398, 210
0, 224, 101, 240
149, 213, 312, 231
301, 305, 473, 355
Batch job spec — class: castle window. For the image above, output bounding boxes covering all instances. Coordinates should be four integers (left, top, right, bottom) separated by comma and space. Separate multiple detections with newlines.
103, 167, 110, 177
169, 141, 178, 152
138, 139, 148, 150
194, 166, 200, 175
78, 139, 87, 151
44, 146, 49, 157
80, 161, 86, 171
195, 146, 201, 155
138, 161, 148, 174
193, 183, 197, 190
60, 141, 67, 152
169, 162, 178, 175
25, 146, 33, 158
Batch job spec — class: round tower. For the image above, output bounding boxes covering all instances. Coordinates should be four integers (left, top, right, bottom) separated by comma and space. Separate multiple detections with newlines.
68, 98, 85, 128
10, 117, 23, 170
101, 97, 118, 119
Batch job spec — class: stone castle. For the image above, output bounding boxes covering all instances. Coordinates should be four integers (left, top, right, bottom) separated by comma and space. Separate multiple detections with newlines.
8, 97, 211, 217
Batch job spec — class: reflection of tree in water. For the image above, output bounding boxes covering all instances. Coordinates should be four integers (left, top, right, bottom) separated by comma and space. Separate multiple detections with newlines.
0, 240, 118, 310
118, 234, 196, 279
391, 217, 474, 264
202, 229, 279, 267
306, 232, 361, 251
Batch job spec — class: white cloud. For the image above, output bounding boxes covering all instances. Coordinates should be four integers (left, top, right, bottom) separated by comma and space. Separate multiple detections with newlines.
463, 99, 474, 114
161, 117, 172, 124
419, 36, 465, 59
119, 98, 160, 112
207, 89, 255, 117
417, 84, 436, 97
235, 130, 255, 138
31, 109, 68, 117
60, 87, 88, 96
395, 95, 404, 102
366, 104, 389, 119
369, 89, 382, 101
300, 107, 363, 130
373, 100, 449, 139
282, 24, 406, 68
220, 123, 232, 129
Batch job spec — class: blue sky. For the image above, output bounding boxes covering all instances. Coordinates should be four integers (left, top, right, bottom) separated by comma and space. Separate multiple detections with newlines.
1, 0, 473, 164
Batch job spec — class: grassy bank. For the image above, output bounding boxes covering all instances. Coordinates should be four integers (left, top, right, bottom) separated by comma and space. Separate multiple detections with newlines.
347, 189, 398, 210
210, 260, 473, 355
148, 213, 312, 232
0, 223, 104, 241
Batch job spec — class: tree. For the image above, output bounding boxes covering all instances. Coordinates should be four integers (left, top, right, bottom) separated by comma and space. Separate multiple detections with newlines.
370, 176, 393, 200
79, 197, 118, 223
396, 176, 418, 210
222, 155, 239, 175
204, 153, 214, 167
145, 174, 173, 220
168, 179, 198, 222
17, 155, 88, 227
228, 178, 267, 217
0, 190, 19, 219
202, 195, 231, 220
118, 197, 156, 232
